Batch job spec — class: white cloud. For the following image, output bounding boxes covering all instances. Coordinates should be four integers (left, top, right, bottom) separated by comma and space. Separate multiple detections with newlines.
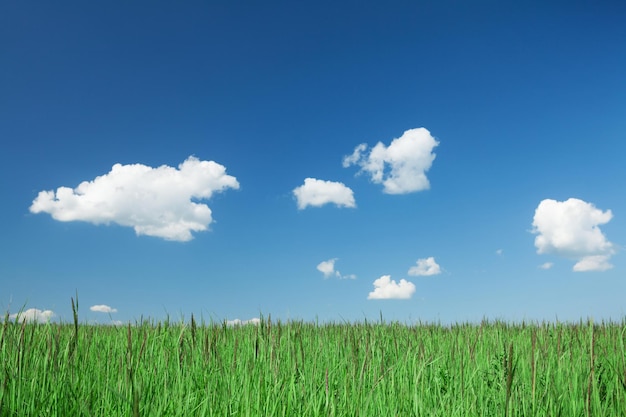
226, 317, 260, 326
343, 128, 439, 194
317, 258, 338, 278
573, 255, 613, 272
367, 275, 416, 299
30, 156, 239, 241
293, 178, 355, 209
532, 198, 615, 272
496, 249, 503, 256
408, 257, 441, 276
90, 304, 118, 313
317, 258, 356, 279
539, 262, 554, 270
9, 308, 55, 323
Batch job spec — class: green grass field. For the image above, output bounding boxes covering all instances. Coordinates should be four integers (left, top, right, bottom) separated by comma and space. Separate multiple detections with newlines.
2, 300, 626, 416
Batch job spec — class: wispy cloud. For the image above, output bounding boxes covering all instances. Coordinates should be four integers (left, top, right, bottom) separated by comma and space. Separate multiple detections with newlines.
9, 308, 55, 323
90, 304, 118, 313
316, 258, 356, 279
30, 156, 239, 241
367, 275, 416, 299
343, 128, 439, 194
539, 262, 554, 270
532, 198, 614, 272
293, 178, 355, 209
408, 257, 441, 276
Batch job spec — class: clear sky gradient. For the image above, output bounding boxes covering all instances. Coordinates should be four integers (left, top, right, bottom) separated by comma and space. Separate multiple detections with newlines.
2, 1, 625, 324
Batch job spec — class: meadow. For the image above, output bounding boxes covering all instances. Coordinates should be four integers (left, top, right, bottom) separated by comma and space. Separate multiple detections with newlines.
2, 300, 626, 416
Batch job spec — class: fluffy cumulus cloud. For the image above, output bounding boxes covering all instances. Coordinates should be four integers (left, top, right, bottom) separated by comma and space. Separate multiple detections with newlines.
532, 198, 615, 272
9, 308, 55, 323
316, 258, 356, 279
367, 275, 416, 299
293, 178, 355, 209
408, 257, 441, 276
29, 156, 239, 241
343, 128, 439, 194
90, 304, 118, 313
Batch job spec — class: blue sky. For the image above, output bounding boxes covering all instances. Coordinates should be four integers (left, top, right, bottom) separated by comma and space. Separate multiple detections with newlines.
2, 1, 625, 325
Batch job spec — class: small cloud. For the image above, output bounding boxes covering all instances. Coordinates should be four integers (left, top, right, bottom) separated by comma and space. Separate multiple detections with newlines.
539, 262, 554, 270
9, 308, 55, 323
573, 255, 613, 272
532, 198, 614, 272
408, 257, 441, 276
29, 156, 239, 241
496, 249, 503, 256
317, 258, 338, 278
90, 304, 118, 313
293, 178, 355, 209
226, 317, 260, 326
343, 128, 439, 194
367, 275, 416, 300
317, 258, 356, 279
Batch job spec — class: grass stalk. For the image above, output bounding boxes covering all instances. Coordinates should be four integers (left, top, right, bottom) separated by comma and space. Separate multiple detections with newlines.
504, 342, 516, 417
586, 319, 595, 417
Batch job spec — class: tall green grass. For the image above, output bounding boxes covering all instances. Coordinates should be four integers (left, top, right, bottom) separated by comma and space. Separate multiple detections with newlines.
1, 304, 626, 415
